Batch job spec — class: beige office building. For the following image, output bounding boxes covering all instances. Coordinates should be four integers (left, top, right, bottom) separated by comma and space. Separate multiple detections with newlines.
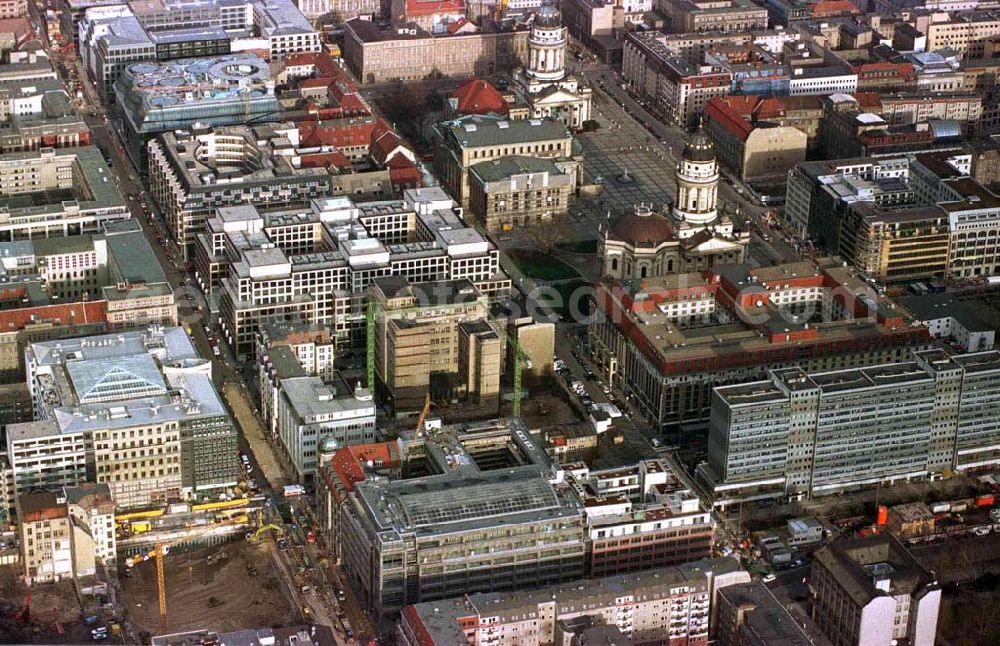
370, 277, 502, 416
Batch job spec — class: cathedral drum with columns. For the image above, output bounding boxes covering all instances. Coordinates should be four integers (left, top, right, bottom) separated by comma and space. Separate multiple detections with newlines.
513, 2, 593, 128
599, 121, 750, 280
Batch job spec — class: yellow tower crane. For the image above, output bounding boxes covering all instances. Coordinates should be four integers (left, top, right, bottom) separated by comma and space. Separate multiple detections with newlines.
124, 515, 249, 634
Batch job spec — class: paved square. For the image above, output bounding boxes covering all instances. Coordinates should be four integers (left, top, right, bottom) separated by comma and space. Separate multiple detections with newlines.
576, 91, 678, 213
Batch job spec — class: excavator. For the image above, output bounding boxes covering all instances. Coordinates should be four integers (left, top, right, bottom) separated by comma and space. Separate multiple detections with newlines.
247, 523, 283, 544
245, 508, 283, 544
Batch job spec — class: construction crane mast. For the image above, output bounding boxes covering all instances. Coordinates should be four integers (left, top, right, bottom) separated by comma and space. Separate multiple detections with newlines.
124, 515, 249, 634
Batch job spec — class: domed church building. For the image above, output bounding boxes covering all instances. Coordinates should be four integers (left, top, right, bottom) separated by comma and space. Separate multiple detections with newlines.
599, 121, 749, 280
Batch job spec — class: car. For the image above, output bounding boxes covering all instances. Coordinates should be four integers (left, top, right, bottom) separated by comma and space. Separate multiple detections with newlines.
277, 538, 289, 550
336, 589, 346, 601
762, 573, 776, 583
92, 634, 108, 642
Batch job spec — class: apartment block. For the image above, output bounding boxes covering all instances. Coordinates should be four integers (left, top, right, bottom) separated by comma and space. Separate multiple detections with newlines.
589, 259, 931, 429
623, 32, 733, 128
17, 483, 116, 585
699, 349, 1000, 507
252, 0, 321, 61
812, 534, 940, 646
256, 321, 337, 381
5, 420, 88, 502
923, 11, 1000, 59
0, 0, 25, 18
17, 491, 73, 583
64, 483, 115, 569
398, 557, 750, 645
565, 460, 716, 578
204, 189, 510, 361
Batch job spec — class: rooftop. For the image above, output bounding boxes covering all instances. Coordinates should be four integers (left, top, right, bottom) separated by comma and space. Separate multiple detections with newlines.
468, 155, 564, 183
117, 54, 278, 134
405, 557, 746, 640
436, 114, 571, 150
717, 582, 812, 645
814, 534, 935, 607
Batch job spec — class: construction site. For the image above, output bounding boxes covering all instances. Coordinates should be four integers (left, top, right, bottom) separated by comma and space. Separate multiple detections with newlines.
0, 567, 105, 645
120, 539, 293, 639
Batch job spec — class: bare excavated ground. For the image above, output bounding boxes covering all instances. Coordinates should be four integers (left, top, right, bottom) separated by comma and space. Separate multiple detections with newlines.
119, 540, 297, 637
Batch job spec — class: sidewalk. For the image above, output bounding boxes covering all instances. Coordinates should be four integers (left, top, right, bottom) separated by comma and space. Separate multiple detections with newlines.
222, 382, 290, 489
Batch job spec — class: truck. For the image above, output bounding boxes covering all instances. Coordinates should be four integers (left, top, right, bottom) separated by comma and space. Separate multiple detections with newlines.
283, 484, 305, 497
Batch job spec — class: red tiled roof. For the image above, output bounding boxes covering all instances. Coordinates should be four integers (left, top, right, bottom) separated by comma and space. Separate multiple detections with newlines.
405, 0, 464, 17
811, 0, 860, 16
389, 165, 423, 192
449, 79, 509, 116
854, 92, 883, 110
0, 300, 108, 332
705, 96, 755, 142
298, 150, 351, 169
324, 441, 403, 504
297, 117, 388, 149
370, 129, 412, 166
299, 78, 330, 90
0, 18, 31, 42
757, 95, 823, 116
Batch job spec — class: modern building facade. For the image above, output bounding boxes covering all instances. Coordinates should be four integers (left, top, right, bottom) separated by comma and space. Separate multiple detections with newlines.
114, 54, 279, 170
699, 349, 1000, 507
275, 375, 376, 483
20, 327, 240, 509
340, 442, 585, 617
147, 122, 330, 258
202, 190, 510, 361
589, 259, 933, 429
0, 146, 128, 241
370, 277, 502, 415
